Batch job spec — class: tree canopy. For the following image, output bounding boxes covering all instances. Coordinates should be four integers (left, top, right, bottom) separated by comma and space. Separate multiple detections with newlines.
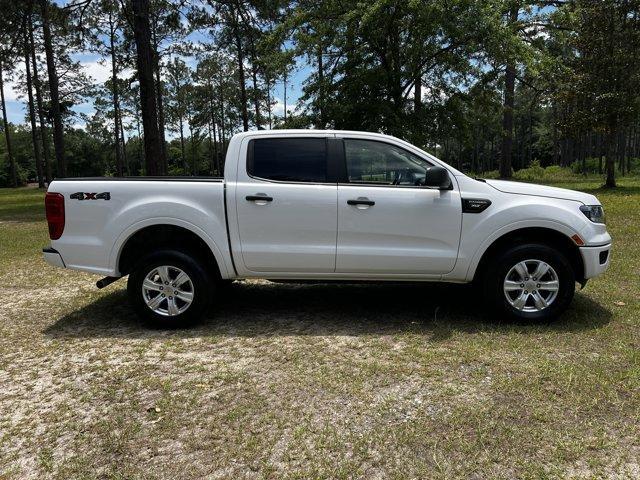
1, 0, 639, 187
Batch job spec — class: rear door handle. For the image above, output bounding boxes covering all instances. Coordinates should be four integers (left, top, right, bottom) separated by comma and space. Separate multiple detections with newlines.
347, 198, 375, 206
246, 194, 273, 202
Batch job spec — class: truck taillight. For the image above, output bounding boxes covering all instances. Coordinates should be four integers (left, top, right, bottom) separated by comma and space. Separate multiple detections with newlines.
45, 192, 65, 240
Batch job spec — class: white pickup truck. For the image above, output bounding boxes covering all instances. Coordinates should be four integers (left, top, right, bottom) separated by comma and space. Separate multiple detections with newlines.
43, 130, 611, 327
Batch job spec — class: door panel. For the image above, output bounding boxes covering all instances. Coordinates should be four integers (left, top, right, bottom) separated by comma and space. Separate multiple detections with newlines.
235, 136, 337, 273
236, 182, 337, 272
335, 138, 462, 275
337, 186, 462, 274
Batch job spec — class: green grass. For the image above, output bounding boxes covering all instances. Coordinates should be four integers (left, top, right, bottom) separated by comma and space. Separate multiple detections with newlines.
0, 179, 639, 479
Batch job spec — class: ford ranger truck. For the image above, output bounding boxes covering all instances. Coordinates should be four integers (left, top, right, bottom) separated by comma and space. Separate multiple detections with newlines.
43, 130, 612, 327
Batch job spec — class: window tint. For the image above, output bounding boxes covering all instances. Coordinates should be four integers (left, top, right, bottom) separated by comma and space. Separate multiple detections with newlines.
249, 138, 327, 182
344, 139, 431, 186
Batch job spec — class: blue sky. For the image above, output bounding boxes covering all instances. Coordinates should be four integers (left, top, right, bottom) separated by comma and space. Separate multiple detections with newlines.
4, 0, 311, 132
4, 53, 310, 127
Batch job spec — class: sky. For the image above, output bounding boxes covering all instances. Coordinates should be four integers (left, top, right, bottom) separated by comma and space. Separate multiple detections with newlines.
4, 0, 311, 134
4, 53, 310, 129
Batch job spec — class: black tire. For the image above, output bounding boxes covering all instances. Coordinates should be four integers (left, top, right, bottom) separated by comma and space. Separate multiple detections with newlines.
127, 249, 214, 328
482, 243, 575, 322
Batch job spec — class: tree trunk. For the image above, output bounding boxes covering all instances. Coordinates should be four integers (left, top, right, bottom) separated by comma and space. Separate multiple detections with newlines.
219, 78, 226, 161
151, 25, 167, 174
120, 117, 129, 175
266, 75, 272, 129
250, 55, 261, 129
136, 101, 143, 169
209, 87, 219, 175
629, 125, 636, 172
179, 115, 186, 172
605, 131, 616, 187
597, 132, 603, 174
581, 133, 587, 176
40, 0, 65, 177
0, 61, 17, 187
212, 121, 219, 175
109, 13, 124, 176
499, 5, 518, 179
232, 14, 249, 132
207, 121, 214, 175
317, 43, 325, 128
414, 75, 422, 113
283, 68, 287, 124
131, 0, 161, 176
23, 16, 44, 188
619, 127, 627, 175
189, 120, 196, 175
29, 13, 51, 183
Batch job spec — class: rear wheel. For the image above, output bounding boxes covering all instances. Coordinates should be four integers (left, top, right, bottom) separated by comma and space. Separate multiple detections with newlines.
127, 249, 214, 328
483, 243, 575, 322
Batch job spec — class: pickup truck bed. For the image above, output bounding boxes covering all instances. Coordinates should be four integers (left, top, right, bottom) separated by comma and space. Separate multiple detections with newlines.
44, 177, 234, 279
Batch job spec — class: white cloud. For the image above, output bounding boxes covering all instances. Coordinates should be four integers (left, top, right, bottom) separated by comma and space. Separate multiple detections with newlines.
2, 59, 26, 103
271, 98, 285, 116
81, 59, 134, 85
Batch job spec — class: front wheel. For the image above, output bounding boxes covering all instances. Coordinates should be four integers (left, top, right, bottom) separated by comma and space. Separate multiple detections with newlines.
483, 243, 575, 322
127, 249, 214, 328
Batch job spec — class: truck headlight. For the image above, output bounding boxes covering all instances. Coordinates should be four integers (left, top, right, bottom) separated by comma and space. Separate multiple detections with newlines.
580, 205, 605, 224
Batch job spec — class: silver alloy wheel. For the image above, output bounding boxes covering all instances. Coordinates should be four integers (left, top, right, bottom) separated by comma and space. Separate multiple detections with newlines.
141, 265, 194, 317
503, 259, 559, 312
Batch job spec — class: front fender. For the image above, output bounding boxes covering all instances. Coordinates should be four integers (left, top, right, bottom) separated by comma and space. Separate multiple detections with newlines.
443, 193, 591, 282
463, 219, 579, 281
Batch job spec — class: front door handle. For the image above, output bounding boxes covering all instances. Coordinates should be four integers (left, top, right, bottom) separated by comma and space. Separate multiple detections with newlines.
246, 194, 273, 202
347, 198, 375, 206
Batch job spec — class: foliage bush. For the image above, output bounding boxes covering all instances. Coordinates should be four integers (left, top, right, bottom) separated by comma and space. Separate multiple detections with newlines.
570, 157, 640, 175
476, 161, 593, 183
480, 170, 501, 179
513, 160, 546, 181
0, 156, 28, 187
571, 157, 601, 174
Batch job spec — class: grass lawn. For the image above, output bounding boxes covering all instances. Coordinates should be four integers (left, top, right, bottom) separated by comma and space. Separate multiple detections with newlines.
0, 178, 638, 479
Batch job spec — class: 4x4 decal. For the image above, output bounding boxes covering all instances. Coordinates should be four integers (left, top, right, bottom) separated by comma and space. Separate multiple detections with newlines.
70, 192, 111, 201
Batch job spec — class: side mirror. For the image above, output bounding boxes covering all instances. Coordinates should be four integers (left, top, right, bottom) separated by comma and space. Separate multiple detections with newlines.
424, 166, 452, 189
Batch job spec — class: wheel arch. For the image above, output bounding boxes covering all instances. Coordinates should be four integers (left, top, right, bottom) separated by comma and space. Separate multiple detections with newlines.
113, 221, 228, 279
470, 226, 584, 284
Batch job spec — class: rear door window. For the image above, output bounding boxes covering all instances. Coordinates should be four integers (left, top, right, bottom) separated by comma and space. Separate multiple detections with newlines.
248, 138, 328, 183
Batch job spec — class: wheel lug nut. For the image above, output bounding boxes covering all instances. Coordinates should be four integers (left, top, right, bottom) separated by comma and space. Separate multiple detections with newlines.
524, 290, 528, 294
159, 286, 163, 290
520, 283, 524, 287
161, 294, 165, 297
169, 296, 173, 300
174, 291, 178, 294
164, 282, 168, 285
537, 284, 540, 288
525, 277, 529, 281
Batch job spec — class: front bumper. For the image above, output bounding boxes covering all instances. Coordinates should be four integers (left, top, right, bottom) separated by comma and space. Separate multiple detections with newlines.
579, 243, 611, 279
43, 247, 66, 268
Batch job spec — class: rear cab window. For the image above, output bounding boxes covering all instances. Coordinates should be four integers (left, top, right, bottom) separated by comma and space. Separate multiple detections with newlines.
248, 138, 328, 183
